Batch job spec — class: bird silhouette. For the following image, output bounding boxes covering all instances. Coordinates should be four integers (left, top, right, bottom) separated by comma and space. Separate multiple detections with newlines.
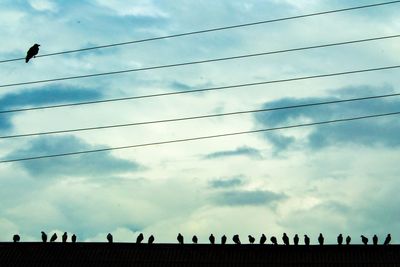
270, 236, 278, 245
248, 235, 255, 244
107, 233, 113, 243
62, 232, 67, 243
282, 233, 289, 245
384, 234, 391, 245
13, 234, 20, 243
136, 233, 144, 244
221, 235, 227, 245
304, 235, 310, 246
233, 234, 241, 244
25, 44, 40, 63
41, 231, 47, 243
50, 233, 57, 242
192, 235, 198, 244
361, 235, 368, 245
177, 233, 184, 244
293, 234, 299, 245
71, 234, 77, 243
337, 234, 343, 245
346, 235, 351, 245
260, 234, 267, 244
318, 233, 324, 245
148, 235, 155, 244
209, 234, 215, 244
373, 235, 378, 245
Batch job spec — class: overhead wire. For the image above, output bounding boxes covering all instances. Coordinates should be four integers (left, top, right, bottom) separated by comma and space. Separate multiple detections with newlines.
1, 92, 400, 139
0, 1, 399, 63
1, 34, 400, 89
1, 111, 399, 163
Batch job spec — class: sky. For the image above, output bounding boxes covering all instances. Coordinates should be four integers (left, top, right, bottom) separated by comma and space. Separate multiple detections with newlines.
0, 0, 400, 244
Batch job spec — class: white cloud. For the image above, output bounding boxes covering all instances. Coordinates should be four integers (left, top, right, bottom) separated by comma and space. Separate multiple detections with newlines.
95, 0, 168, 17
28, 0, 58, 12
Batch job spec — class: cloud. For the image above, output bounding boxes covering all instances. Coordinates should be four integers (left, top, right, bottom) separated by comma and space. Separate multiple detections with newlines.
213, 190, 285, 206
95, 0, 168, 18
204, 146, 262, 159
6, 135, 141, 179
28, 0, 58, 12
209, 177, 243, 188
255, 85, 400, 151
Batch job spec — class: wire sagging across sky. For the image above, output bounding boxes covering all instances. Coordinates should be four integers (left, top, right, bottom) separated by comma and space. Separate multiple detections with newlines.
0, 1, 399, 63
1, 92, 400, 139
1, 111, 399, 163
1, 34, 400, 89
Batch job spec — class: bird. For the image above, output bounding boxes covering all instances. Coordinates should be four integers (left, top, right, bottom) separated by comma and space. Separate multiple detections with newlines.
221, 235, 227, 245
13, 234, 20, 243
209, 234, 215, 244
50, 233, 57, 242
25, 44, 40, 63
233, 234, 241, 244
384, 234, 391, 245
41, 231, 47, 243
282, 233, 289, 245
62, 232, 68, 243
71, 234, 77, 243
148, 235, 155, 244
107, 233, 113, 243
318, 233, 324, 245
270, 236, 278, 245
192, 235, 198, 244
346, 235, 351, 245
337, 234, 343, 245
248, 235, 255, 244
177, 233, 184, 244
260, 234, 267, 244
373, 235, 378, 245
361, 235, 368, 245
136, 233, 144, 244
304, 235, 310, 246
293, 234, 299, 245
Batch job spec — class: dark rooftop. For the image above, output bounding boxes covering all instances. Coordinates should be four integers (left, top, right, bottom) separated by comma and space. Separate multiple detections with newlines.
1, 243, 400, 266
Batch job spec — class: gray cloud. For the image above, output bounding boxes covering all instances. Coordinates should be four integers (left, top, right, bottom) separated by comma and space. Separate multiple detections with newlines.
6, 135, 141, 179
204, 146, 262, 159
213, 190, 285, 206
209, 177, 243, 188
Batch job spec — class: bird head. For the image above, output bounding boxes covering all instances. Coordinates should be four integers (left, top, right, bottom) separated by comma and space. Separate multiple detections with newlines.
34, 44, 40, 47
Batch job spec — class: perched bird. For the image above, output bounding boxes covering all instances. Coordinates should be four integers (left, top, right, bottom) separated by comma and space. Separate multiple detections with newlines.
107, 233, 113, 243
62, 232, 68, 243
337, 234, 343, 245
177, 233, 184, 244
270, 236, 278, 245
71, 234, 77, 243
192, 235, 198, 244
209, 234, 215, 244
50, 233, 57, 242
221, 235, 227, 245
25, 44, 40, 63
304, 235, 310, 246
318, 233, 324, 245
136, 233, 144, 244
233, 234, 241, 244
260, 234, 267, 245
384, 234, 391, 245
41, 231, 47, 243
148, 235, 155, 244
13, 234, 20, 243
282, 233, 289, 245
373, 235, 378, 245
248, 235, 255, 244
361, 235, 368, 245
346, 235, 351, 245
293, 234, 299, 245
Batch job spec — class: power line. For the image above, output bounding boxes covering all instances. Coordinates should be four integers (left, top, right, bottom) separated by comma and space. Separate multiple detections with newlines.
1, 34, 399, 89
1, 111, 399, 163
2, 92, 400, 139
1, 1, 399, 64
1, 64, 400, 114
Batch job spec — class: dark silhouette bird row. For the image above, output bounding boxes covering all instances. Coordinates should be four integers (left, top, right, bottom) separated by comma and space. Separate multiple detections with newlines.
39, 231, 77, 243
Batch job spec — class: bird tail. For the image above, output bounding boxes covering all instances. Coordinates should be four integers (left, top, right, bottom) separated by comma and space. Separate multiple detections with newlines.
25, 57, 29, 63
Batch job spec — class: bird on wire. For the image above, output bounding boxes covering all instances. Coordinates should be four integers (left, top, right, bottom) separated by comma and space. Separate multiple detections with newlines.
293, 234, 299, 245
282, 233, 289, 245
233, 234, 241, 244
337, 234, 343, 245
304, 235, 310, 246
260, 234, 267, 245
41, 231, 47, 243
25, 44, 40, 63
346, 235, 351, 245
221, 235, 227, 245
361, 235, 368, 245
384, 234, 391, 245
136, 233, 144, 244
248, 235, 255, 244
62, 232, 68, 243
318, 233, 324, 245
50, 233, 57, 242
71, 234, 77, 243
192, 235, 198, 244
209, 234, 215, 244
373, 235, 378, 245
13, 234, 20, 243
107, 233, 113, 243
177, 233, 184, 244
270, 236, 278, 245
148, 235, 155, 244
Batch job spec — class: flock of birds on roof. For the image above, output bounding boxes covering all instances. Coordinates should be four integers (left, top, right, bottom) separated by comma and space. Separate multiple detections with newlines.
10, 232, 392, 245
